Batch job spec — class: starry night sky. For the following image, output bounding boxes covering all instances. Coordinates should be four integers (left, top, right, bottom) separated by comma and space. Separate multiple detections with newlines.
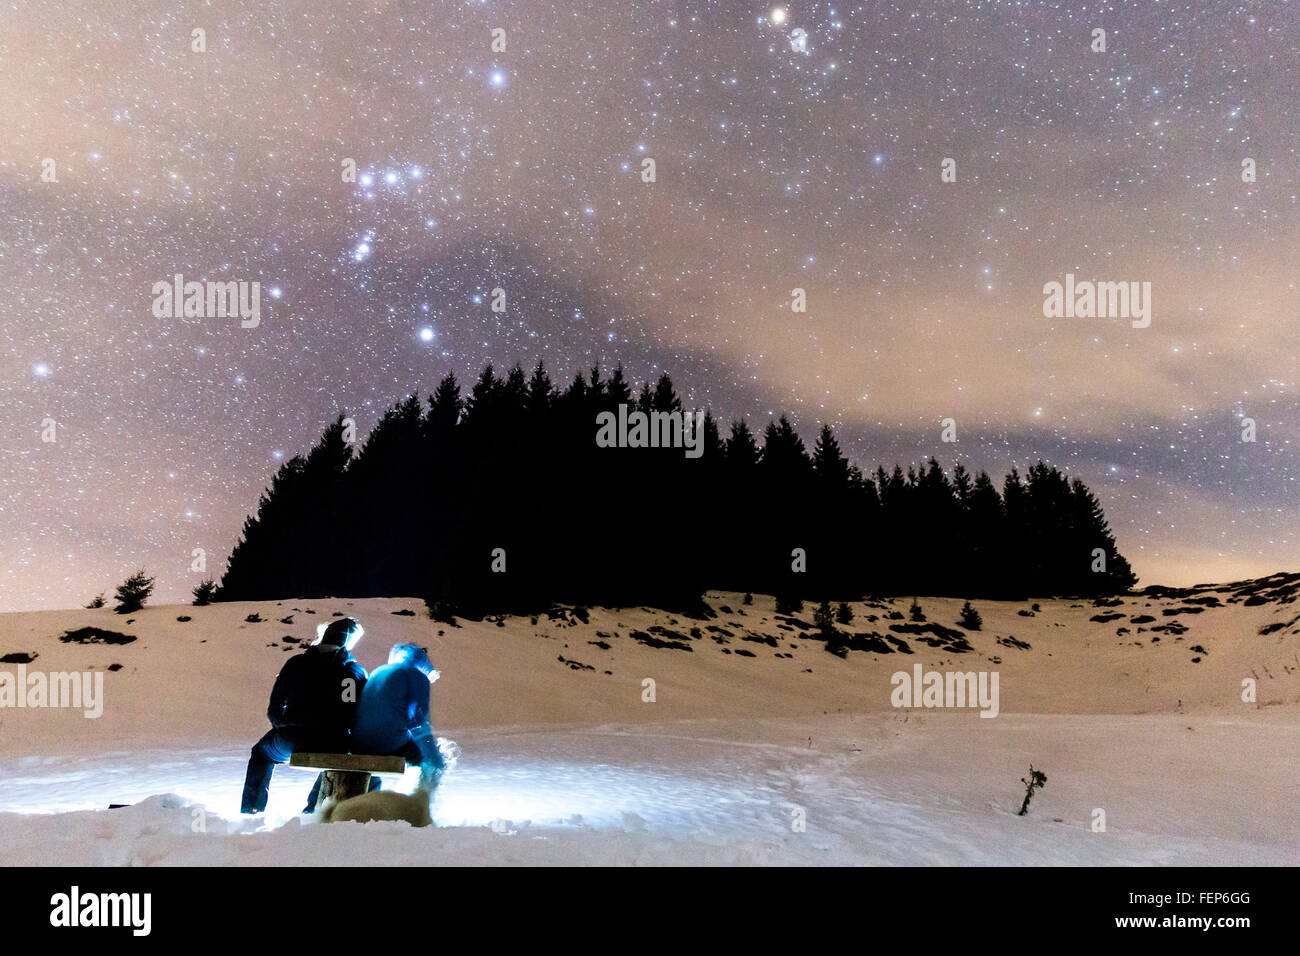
2, 0, 1297, 611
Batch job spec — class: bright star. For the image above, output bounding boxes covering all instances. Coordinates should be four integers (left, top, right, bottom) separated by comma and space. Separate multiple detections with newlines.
419, 327, 435, 342
490, 70, 507, 88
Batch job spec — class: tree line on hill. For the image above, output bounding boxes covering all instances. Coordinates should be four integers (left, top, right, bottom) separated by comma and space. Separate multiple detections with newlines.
214, 361, 1137, 616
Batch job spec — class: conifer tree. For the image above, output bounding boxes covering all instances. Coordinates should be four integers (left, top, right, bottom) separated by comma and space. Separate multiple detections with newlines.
215, 361, 1138, 613
814, 600, 835, 633
812, 424, 851, 489
114, 569, 155, 614
606, 363, 633, 406
958, 600, 982, 630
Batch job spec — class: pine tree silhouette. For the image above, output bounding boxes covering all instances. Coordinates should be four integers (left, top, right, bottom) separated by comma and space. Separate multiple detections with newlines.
215, 362, 1138, 613
114, 569, 155, 614
958, 600, 982, 630
217, 416, 352, 601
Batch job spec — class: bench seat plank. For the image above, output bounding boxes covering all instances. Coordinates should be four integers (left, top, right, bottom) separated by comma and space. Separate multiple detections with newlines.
290, 752, 406, 774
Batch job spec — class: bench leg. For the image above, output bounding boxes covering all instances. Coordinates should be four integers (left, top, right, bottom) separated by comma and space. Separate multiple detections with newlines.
319, 769, 372, 806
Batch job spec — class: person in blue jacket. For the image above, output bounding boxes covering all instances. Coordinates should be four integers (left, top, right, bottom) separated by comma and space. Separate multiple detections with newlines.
351, 642, 445, 791
240, 617, 368, 814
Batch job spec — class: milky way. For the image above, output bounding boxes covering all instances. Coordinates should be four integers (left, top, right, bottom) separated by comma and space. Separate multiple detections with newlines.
2, 0, 1297, 610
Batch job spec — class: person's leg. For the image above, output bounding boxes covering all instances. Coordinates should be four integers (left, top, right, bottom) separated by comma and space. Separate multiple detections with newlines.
241, 730, 294, 814
303, 773, 327, 813
408, 730, 444, 793
384, 735, 441, 792
417, 763, 443, 793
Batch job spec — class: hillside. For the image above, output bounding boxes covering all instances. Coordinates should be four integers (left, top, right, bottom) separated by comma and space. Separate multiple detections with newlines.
1, 578, 1298, 864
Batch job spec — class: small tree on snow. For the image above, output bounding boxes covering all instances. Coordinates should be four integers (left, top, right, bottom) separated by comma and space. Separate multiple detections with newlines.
1018, 765, 1047, 816
775, 593, 803, 615
835, 602, 854, 625
813, 600, 835, 633
114, 569, 155, 614
192, 579, 217, 606
909, 598, 925, 622
958, 600, 982, 630
85, 593, 105, 609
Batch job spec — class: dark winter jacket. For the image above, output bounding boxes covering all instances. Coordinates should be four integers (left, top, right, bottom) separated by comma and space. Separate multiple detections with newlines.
351, 661, 431, 755
266, 644, 368, 739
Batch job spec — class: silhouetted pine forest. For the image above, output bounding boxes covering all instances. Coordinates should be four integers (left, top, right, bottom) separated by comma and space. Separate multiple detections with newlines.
216, 362, 1138, 615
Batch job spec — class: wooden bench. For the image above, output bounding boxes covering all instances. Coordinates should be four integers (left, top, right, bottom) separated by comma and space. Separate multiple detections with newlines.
290, 752, 407, 804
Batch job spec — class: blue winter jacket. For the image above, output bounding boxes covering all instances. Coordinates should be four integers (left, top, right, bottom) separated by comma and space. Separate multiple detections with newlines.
351, 661, 431, 755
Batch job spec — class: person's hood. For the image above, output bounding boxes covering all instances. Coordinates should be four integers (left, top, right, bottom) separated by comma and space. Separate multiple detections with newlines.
392, 658, 440, 683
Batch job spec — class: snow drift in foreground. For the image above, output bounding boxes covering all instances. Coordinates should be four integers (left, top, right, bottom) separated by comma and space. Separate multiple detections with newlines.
1, 585, 1298, 865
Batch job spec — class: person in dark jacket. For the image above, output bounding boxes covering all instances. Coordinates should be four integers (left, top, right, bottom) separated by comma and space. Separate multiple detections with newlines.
240, 617, 368, 814
351, 643, 445, 791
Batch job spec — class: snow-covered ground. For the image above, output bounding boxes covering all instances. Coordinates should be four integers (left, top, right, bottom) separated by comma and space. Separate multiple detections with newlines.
2, 586, 1298, 864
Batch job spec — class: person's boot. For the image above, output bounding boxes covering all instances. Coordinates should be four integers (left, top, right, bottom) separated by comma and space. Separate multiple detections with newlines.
417, 764, 443, 795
